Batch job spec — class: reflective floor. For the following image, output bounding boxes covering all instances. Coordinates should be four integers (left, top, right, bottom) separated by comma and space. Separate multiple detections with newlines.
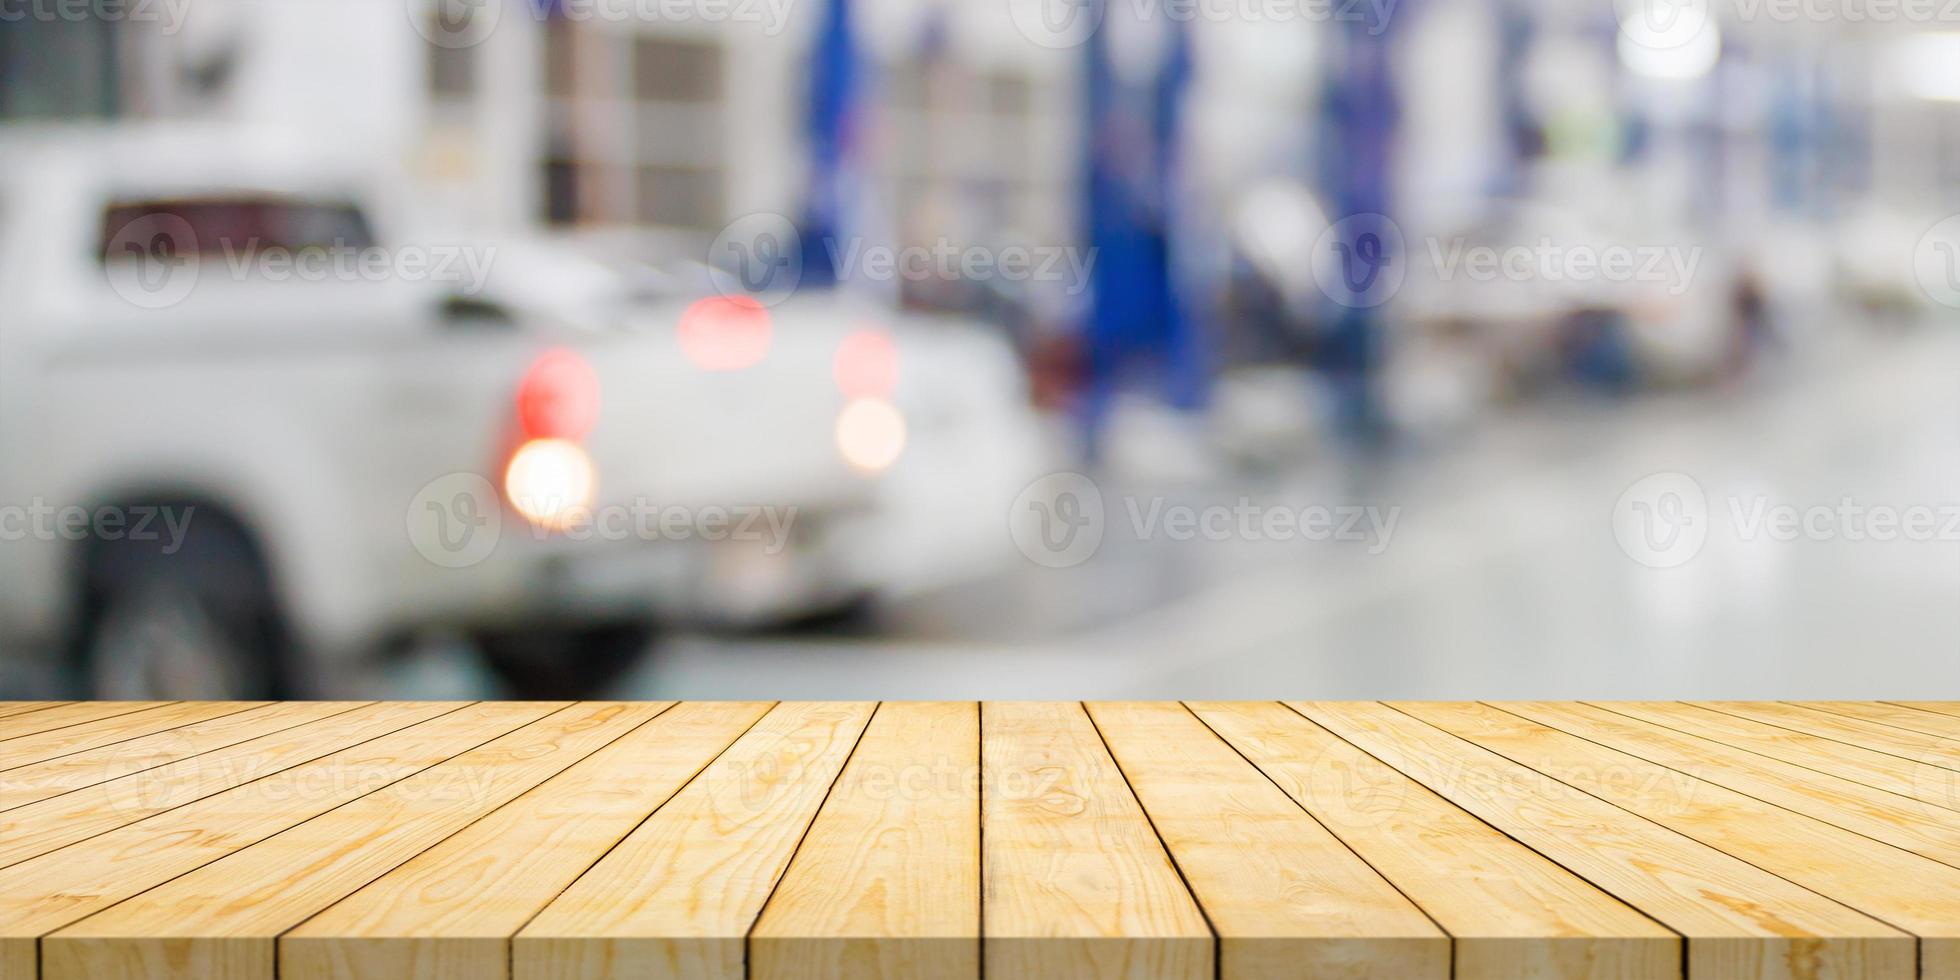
613, 321, 1960, 700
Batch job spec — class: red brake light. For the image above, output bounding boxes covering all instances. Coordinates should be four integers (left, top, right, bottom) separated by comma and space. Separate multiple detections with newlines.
677, 295, 773, 371
834, 328, 899, 399
516, 348, 601, 441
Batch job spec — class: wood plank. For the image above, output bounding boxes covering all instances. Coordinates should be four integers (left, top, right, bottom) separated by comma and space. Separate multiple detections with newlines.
978, 701, 1212, 980
1190, 701, 1680, 980
1895, 703, 1960, 720
1511, 701, 1960, 869
45, 701, 647, 980
0, 701, 528, 980
0, 702, 69, 722
1402, 701, 1960, 980
0, 701, 170, 741
1798, 702, 1960, 742
1603, 701, 1960, 813
0, 701, 266, 770
0, 701, 449, 871
1292, 701, 1912, 980
0, 702, 365, 812
750, 702, 980, 980
281, 701, 769, 980
515, 702, 877, 980
1701, 701, 1960, 766
1088, 701, 1445, 979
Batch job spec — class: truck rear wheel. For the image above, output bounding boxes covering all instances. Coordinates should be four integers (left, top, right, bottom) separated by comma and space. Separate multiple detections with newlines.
474, 623, 653, 699
66, 511, 294, 699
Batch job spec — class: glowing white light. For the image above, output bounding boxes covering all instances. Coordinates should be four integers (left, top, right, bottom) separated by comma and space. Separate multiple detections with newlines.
835, 398, 907, 474
1617, 0, 1721, 82
1895, 33, 1960, 102
504, 438, 594, 530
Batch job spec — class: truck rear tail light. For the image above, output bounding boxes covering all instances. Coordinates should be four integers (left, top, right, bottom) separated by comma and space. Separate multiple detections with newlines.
505, 437, 594, 530
516, 348, 601, 441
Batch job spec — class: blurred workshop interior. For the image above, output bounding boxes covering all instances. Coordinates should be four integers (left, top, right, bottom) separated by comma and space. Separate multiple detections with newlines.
1, 0, 1958, 699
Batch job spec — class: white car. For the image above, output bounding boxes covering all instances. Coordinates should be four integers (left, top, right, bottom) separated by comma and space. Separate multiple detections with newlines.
481, 236, 1057, 606
0, 127, 880, 697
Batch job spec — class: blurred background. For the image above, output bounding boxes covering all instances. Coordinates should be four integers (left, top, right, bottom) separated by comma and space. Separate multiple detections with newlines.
2, 0, 1959, 700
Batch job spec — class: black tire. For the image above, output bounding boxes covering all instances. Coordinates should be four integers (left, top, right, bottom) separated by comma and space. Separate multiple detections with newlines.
475, 622, 654, 698
65, 509, 294, 699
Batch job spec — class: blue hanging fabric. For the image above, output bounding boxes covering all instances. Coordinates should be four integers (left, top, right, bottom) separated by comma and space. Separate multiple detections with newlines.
1316, 13, 1401, 441
803, 0, 858, 286
1081, 0, 1199, 456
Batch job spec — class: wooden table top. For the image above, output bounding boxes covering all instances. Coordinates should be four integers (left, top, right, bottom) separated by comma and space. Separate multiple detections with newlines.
0, 700, 1956, 979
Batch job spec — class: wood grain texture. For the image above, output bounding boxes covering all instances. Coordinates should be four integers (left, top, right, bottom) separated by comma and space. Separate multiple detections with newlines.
0, 701, 169, 741
281, 701, 768, 980
751, 702, 980, 980
0, 702, 69, 721
514, 702, 877, 980
0, 701, 266, 770
1404, 701, 1960, 980
43, 702, 650, 980
0, 702, 518, 980
5, 702, 1960, 980
1796, 702, 1960, 741
1293, 701, 1913, 980
1603, 701, 1960, 813
980, 701, 1212, 980
1088, 701, 1446, 980
0, 700, 451, 871
1516, 701, 1960, 869
1190, 700, 1680, 980
0, 701, 364, 813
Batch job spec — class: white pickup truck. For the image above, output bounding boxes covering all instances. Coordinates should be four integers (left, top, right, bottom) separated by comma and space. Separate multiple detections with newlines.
0, 127, 882, 697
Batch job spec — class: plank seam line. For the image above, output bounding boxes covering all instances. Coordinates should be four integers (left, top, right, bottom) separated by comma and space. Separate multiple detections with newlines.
0, 703, 70, 723
0, 702, 180, 745
743, 701, 884, 980
1269, 702, 1682, 969
273, 700, 680, 945
1277, 701, 1693, 952
1799, 702, 1960, 743
1372, 703, 1920, 953
0, 701, 477, 876
974, 701, 984, 980
1586, 702, 1960, 817
1693, 703, 1960, 776
1490, 702, 1960, 876
500, 700, 781, 973
1177, 702, 1454, 969
1076, 701, 1221, 980
0, 702, 267, 775
20, 701, 496, 943
1880, 702, 1960, 725
0, 702, 378, 814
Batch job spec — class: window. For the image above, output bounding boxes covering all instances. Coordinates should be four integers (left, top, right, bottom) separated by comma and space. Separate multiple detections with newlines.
99, 197, 375, 263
